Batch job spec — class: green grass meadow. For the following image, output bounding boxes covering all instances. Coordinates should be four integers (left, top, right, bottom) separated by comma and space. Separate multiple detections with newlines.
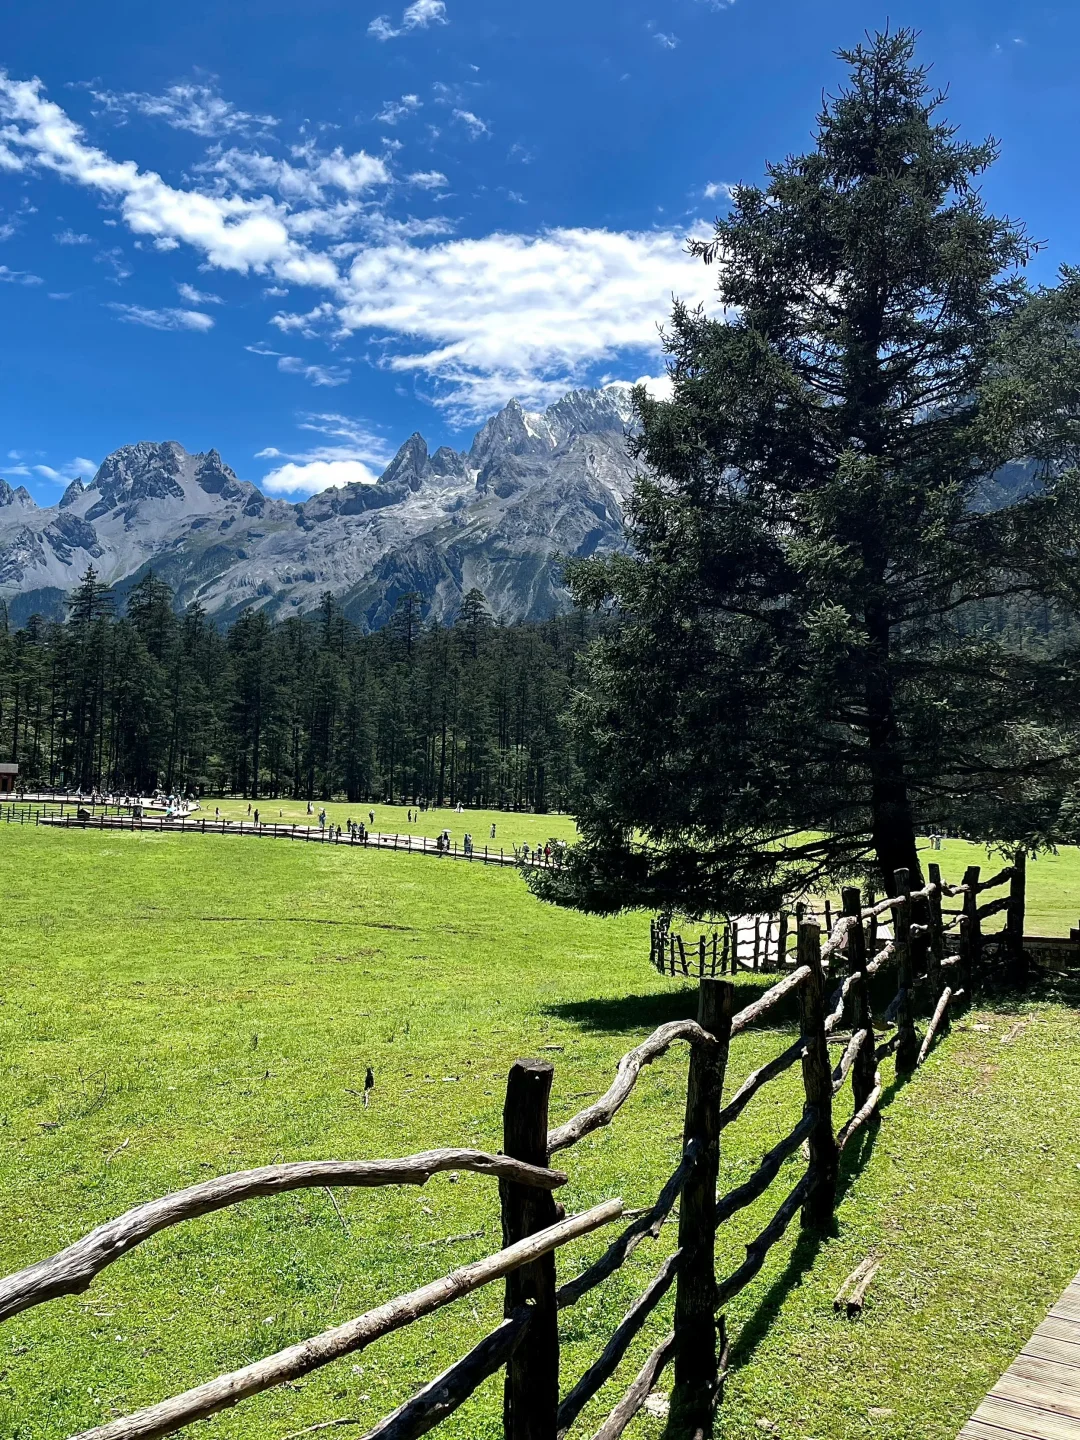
0, 824, 1078, 1439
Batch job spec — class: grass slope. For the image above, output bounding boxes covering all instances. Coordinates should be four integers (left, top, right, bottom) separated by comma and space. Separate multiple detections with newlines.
0, 827, 1077, 1440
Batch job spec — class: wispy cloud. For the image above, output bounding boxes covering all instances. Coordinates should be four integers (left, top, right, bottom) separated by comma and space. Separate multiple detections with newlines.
452, 108, 490, 139
89, 80, 277, 138
197, 141, 390, 204
0, 264, 43, 285
654, 31, 679, 49
109, 303, 215, 331
54, 228, 91, 244
32, 455, 99, 483
375, 94, 422, 125
369, 0, 448, 41
407, 169, 448, 189
247, 341, 349, 387
176, 281, 223, 304
257, 412, 394, 494
703, 181, 736, 201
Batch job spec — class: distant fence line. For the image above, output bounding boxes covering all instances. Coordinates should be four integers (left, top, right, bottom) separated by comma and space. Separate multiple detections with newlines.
650, 851, 1079, 984
0, 867, 1000, 1440
25, 810, 564, 869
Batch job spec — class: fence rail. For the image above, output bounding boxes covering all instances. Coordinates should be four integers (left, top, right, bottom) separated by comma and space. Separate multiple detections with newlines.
0, 861, 1008, 1440
650, 853, 1052, 990
28, 813, 564, 868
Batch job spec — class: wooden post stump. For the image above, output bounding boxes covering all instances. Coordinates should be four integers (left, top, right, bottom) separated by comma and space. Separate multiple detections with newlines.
962, 865, 982, 993
796, 923, 838, 1229
501, 1060, 560, 1440
842, 887, 877, 1113
669, 977, 733, 1438
893, 869, 919, 1075
1006, 849, 1028, 988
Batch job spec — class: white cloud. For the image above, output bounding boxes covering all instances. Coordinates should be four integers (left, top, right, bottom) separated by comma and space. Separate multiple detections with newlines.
197, 142, 390, 204
0, 264, 42, 284
277, 355, 350, 386
246, 341, 349, 386
654, 31, 679, 48
375, 94, 421, 125
55, 227, 91, 244
0, 72, 340, 285
407, 170, 448, 189
31, 455, 99, 483
258, 412, 394, 494
703, 181, 736, 201
335, 225, 716, 417
90, 81, 277, 138
176, 280, 222, 304
369, 0, 448, 40
452, 109, 489, 139
109, 303, 215, 331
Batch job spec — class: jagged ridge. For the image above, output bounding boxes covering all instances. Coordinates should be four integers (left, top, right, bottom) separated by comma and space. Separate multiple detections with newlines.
0, 386, 638, 628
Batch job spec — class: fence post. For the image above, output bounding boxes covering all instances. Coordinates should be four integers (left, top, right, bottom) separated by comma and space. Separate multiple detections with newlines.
842, 887, 877, 1113
962, 865, 981, 991
926, 862, 946, 969
501, 1059, 559, 1440
892, 869, 919, 1075
1006, 849, 1027, 988
777, 910, 789, 970
670, 977, 733, 1438
796, 923, 838, 1229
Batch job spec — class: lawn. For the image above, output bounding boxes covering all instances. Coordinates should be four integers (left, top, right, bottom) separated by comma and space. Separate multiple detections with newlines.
0, 825, 1078, 1440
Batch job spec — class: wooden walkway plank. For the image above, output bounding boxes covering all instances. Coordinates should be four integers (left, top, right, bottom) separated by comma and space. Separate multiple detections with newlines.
958, 1269, 1080, 1440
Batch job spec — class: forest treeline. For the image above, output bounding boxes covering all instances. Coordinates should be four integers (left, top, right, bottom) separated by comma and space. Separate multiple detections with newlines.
0, 568, 596, 808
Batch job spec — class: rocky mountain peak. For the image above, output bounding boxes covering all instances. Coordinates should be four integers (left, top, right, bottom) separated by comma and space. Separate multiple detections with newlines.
0, 479, 35, 509
59, 478, 85, 509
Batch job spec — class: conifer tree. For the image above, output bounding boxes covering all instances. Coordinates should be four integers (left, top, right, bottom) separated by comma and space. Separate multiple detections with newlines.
535, 30, 1080, 915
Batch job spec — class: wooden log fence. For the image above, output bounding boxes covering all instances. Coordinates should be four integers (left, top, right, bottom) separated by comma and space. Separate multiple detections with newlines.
0, 864, 1042, 1439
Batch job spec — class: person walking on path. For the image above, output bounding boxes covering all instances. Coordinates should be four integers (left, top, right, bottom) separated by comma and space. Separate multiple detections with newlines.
490, 822, 496, 839
254, 808, 260, 826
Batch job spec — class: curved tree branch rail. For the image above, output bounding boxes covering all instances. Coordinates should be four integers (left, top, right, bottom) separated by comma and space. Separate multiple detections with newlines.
0, 857, 1027, 1440
0, 1150, 567, 1326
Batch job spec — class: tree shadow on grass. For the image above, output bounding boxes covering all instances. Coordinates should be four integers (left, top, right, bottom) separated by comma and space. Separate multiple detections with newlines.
544, 976, 802, 1035
725, 1059, 915, 1372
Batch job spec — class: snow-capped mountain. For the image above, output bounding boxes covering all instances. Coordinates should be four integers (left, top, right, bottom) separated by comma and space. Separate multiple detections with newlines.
0, 386, 639, 627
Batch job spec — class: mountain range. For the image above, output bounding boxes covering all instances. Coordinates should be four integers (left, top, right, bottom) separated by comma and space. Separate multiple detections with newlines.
0, 386, 639, 628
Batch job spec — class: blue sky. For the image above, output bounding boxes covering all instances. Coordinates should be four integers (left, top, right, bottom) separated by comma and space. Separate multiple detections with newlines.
2, 0, 1078, 501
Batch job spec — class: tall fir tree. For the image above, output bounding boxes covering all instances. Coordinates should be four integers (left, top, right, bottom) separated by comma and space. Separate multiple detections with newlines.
533, 30, 1080, 916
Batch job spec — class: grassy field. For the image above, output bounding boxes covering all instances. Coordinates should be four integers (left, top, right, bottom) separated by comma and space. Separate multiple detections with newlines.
0, 825, 1078, 1440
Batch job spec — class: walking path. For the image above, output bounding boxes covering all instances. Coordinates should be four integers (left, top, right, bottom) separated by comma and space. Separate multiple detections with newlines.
959, 1267, 1080, 1438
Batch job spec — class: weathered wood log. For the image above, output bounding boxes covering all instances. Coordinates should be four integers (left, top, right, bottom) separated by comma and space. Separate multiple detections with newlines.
547, 1020, 718, 1155
836, 1073, 883, 1151
865, 940, 897, 976
715, 1109, 816, 1227
0, 1151, 567, 1326
588, 1331, 676, 1440
823, 970, 862, 1035
916, 987, 953, 1066
796, 924, 837, 1230
670, 978, 732, 1437
834, 1255, 880, 1317
926, 864, 946, 965
502, 1061, 560, 1440
717, 1036, 806, 1132
556, 1252, 680, 1438
715, 1170, 815, 1310
555, 1140, 700, 1309
893, 870, 920, 1074
729, 965, 810, 1035
361, 1309, 532, 1440
974, 865, 1015, 892
843, 887, 879, 1112
831, 1028, 871, 1095
875, 1031, 899, 1062
70, 1199, 624, 1440
844, 1258, 880, 1316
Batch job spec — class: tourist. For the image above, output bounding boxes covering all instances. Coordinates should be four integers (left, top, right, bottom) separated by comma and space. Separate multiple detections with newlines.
490, 822, 496, 839
253, 808, 260, 825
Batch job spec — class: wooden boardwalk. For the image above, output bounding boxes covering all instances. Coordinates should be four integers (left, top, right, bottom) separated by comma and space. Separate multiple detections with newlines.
960, 1269, 1080, 1438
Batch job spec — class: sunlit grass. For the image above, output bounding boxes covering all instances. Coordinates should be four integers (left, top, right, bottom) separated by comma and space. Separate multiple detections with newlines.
0, 825, 1077, 1439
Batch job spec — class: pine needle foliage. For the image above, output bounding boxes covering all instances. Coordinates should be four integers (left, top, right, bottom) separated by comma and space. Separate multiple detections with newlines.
533, 29, 1080, 917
